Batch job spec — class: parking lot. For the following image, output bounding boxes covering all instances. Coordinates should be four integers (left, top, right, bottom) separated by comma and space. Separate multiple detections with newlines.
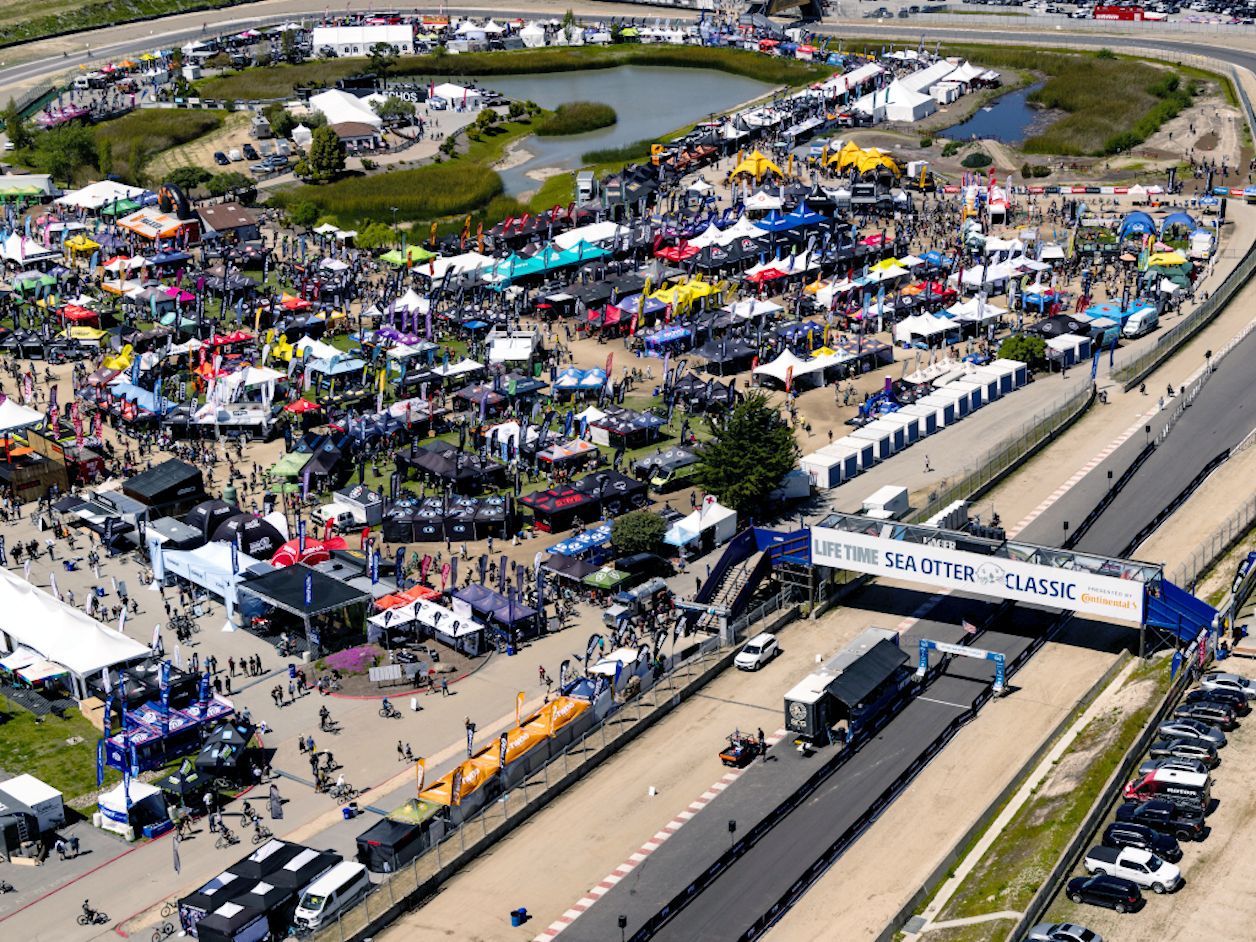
1042, 658, 1256, 940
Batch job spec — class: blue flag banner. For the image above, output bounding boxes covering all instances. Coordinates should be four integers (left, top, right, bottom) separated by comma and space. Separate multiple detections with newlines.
305, 571, 313, 607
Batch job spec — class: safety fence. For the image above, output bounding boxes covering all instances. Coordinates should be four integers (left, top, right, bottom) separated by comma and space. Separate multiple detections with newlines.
1172, 478, 1256, 591
312, 593, 799, 942
1007, 653, 1197, 942
909, 382, 1094, 525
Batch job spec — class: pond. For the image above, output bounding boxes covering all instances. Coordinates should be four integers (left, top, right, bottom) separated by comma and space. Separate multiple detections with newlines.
470, 66, 776, 197
938, 83, 1050, 146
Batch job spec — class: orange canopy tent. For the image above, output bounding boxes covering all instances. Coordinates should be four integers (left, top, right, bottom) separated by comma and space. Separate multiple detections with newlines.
374, 583, 440, 610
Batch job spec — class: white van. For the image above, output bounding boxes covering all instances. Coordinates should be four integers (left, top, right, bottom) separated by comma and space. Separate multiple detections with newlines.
294, 862, 371, 930
1123, 307, 1159, 338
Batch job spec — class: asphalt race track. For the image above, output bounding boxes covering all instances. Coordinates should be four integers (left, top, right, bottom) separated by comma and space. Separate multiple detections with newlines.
560, 594, 1053, 942
1019, 328, 1256, 557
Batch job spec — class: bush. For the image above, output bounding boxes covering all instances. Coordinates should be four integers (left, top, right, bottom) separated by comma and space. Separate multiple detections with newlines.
582, 137, 653, 164
1096, 48, 1117, 59
998, 334, 1047, 368
961, 152, 992, 169
611, 509, 668, 556
941, 140, 961, 158
289, 201, 319, 227
919, 137, 933, 148
536, 101, 617, 136
1032, 164, 1052, 178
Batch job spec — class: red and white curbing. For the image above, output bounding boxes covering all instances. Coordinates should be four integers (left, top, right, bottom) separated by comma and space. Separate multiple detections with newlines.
532, 727, 791, 941
1006, 412, 1154, 539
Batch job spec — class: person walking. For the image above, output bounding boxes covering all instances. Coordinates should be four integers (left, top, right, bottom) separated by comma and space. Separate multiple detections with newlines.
397, 740, 405, 762
228, 657, 235, 676
70, 835, 80, 858
55, 838, 67, 861
441, 678, 449, 697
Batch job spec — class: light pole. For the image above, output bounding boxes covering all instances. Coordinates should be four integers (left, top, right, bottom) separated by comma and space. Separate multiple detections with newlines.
390, 206, 399, 249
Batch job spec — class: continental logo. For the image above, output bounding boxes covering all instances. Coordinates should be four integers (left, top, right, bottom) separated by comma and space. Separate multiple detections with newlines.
1081, 592, 1137, 610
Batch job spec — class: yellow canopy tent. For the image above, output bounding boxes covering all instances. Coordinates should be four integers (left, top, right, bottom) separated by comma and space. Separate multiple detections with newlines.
730, 149, 784, 180
64, 233, 99, 254
829, 141, 864, 169
1147, 251, 1187, 266
59, 326, 107, 341
857, 152, 899, 176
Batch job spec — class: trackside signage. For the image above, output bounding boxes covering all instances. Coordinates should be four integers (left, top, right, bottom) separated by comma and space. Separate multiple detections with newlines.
810, 526, 1145, 624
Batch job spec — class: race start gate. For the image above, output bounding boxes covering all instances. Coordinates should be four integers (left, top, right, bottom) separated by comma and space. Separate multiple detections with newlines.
916, 639, 1006, 693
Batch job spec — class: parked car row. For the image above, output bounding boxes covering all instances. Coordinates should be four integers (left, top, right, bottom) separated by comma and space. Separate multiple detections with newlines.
1055, 671, 1247, 927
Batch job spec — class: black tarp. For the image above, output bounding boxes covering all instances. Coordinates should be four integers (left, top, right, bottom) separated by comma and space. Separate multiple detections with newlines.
356, 817, 426, 872
193, 901, 269, 942
238, 564, 371, 617
826, 640, 909, 711
228, 839, 304, 881
123, 459, 205, 508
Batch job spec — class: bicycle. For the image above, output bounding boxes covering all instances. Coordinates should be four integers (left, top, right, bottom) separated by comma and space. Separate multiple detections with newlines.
251, 823, 273, 845
159, 900, 178, 918
330, 782, 358, 802
214, 828, 239, 850
78, 907, 109, 926
0, 879, 13, 894
378, 703, 401, 719
152, 922, 175, 942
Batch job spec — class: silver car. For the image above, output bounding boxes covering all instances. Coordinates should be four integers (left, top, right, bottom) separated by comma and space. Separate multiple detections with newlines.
1138, 755, 1210, 777
1198, 672, 1254, 699
1157, 718, 1226, 747
1024, 923, 1102, 942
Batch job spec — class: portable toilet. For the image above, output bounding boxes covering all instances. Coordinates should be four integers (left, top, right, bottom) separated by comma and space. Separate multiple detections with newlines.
801, 451, 845, 489
880, 412, 920, 444
914, 394, 956, 427
831, 435, 877, 469
869, 418, 906, 453
967, 370, 1002, 403
818, 440, 862, 481
898, 404, 937, 437
932, 386, 971, 418
948, 380, 985, 413
850, 424, 894, 461
994, 358, 1028, 391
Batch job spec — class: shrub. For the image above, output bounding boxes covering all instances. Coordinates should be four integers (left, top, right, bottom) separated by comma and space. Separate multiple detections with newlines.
1032, 164, 1052, 178
919, 137, 933, 148
582, 137, 653, 164
323, 646, 379, 676
1096, 48, 1117, 59
941, 140, 961, 158
536, 101, 617, 136
999, 334, 1047, 368
961, 152, 992, 169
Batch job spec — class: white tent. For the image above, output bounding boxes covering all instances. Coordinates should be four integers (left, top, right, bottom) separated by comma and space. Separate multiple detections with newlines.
424, 251, 495, 284
553, 222, 627, 250
688, 222, 724, 248
948, 297, 1007, 324
431, 83, 483, 109
1, 233, 59, 265
295, 337, 342, 360
520, 22, 547, 47
0, 566, 150, 697
744, 189, 783, 211
895, 313, 957, 344
663, 499, 738, 548
752, 350, 827, 385
291, 124, 314, 148
722, 298, 783, 320
0, 398, 46, 433
56, 180, 148, 211
161, 543, 261, 618
898, 60, 958, 95
715, 215, 768, 245
308, 89, 383, 129
883, 80, 937, 123
97, 780, 165, 837
430, 357, 483, 377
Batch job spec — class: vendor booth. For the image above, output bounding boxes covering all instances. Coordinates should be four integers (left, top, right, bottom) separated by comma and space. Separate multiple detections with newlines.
97, 779, 168, 839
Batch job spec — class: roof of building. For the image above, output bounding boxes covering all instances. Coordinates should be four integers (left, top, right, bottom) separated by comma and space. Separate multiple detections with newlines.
197, 202, 258, 232
329, 121, 380, 140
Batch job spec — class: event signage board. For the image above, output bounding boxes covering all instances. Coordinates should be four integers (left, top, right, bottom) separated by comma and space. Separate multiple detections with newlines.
810, 526, 1145, 624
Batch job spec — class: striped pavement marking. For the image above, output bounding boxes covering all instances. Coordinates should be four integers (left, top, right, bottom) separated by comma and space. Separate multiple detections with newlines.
1006, 412, 1155, 539
532, 726, 790, 941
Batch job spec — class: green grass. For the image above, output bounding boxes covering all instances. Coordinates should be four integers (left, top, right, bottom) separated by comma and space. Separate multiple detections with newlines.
0, 695, 117, 801
202, 44, 823, 102
581, 137, 654, 165
937, 657, 1172, 922
536, 101, 617, 137
0, 0, 236, 49
95, 108, 224, 185
924, 45, 1200, 156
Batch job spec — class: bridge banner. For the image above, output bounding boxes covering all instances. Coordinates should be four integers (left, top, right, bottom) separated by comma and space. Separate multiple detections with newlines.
810, 526, 1145, 624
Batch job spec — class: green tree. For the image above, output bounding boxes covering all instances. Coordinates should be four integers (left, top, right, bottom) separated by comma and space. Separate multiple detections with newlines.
507, 101, 526, 120
96, 139, 113, 178
207, 171, 255, 202
367, 42, 399, 77
562, 9, 578, 28
282, 30, 305, 64
33, 123, 96, 182
371, 96, 415, 124
164, 166, 212, 191
263, 102, 297, 139
288, 201, 320, 228
355, 221, 395, 250
997, 334, 1047, 369
306, 125, 345, 182
695, 391, 798, 518
3, 98, 31, 151
611, 509, 668, 556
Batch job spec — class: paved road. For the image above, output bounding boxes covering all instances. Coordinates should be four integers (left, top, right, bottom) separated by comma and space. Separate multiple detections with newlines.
559, 593, 1050, 942
1021, 327, 1256, 558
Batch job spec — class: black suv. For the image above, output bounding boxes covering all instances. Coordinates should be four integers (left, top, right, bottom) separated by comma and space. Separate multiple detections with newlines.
1065, 874, 1142, 913
1101, 820, 1183, 863
1115, 799, 1206, 841
1174, 700, 1238, 731
1147, 736, 1219, 769
1185, 687, 1250, 715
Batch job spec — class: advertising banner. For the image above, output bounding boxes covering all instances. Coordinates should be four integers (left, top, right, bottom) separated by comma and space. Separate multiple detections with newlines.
810, 526, 1144, 624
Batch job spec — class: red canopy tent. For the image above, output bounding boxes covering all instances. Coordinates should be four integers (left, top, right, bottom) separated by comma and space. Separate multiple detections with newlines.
284, 399, 322, 414
655, 242, 700, 262
60, 303, 100, 325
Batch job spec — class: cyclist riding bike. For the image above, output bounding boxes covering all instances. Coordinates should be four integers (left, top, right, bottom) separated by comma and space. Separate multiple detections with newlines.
382, 697, 392, 714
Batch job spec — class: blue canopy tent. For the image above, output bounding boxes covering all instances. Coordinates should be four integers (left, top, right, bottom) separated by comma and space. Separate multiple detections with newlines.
616, 294, 668, 317
548, 522, 613, 558
1159, 212, 1197, 237
783, 201, 827, 229
754, 210, 795, 233
1119, 211, 1157, 239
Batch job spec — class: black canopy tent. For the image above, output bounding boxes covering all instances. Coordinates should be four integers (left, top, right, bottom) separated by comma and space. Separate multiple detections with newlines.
693, 338, 756, 376
237, 565, 372, 654
396, 440, 507, 494
178, 871, 251, 935
194, 720, 257, 784
193, 900, 269, 942
186, 499, 239, 541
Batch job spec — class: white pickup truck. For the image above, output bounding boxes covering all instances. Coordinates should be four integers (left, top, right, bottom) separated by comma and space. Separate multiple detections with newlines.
1083, 845, 1182, 894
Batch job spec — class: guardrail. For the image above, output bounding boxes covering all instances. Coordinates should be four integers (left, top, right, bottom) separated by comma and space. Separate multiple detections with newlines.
1005, 655, 1196, 942
1172, 477, 1256, 591
909, 381, 1094, 525
312, 587, 801, 942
